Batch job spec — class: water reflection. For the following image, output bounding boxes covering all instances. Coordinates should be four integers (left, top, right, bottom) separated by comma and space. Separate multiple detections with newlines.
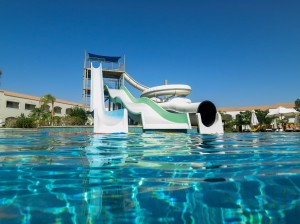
81, 132, 300, 223
0, 131, 299, 223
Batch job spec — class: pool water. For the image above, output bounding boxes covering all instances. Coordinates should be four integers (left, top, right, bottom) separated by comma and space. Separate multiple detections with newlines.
0, 131, 299, 223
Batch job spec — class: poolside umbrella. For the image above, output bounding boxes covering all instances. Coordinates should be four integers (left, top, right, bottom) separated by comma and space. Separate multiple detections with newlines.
251, 110, 259, 126
271, 118, 279, 129
266, 106, 300, 119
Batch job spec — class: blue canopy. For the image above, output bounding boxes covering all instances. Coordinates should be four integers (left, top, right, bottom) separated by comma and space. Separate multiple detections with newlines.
88, 53, 121, 63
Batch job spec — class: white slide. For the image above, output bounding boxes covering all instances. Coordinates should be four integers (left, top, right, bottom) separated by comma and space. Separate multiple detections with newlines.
141, 84, 191, 98
123, 72, 148, 92
122, 71, 223, 133
107, 86, 191, 130
123, 72, 192, 98
197, 112, 224, 134
91, 64, 128, 133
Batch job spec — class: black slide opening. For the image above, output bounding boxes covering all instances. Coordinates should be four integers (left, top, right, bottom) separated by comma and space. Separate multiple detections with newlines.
197, 100, 217, 127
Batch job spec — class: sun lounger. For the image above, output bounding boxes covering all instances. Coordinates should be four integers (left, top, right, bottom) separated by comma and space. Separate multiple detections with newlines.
265, 124, 273, 132
251, 125, 262, 132
285, 124, 295, 132
294, 124, 300, 132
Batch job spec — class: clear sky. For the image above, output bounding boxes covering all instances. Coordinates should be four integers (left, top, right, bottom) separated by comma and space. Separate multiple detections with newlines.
0, 0, 299, 108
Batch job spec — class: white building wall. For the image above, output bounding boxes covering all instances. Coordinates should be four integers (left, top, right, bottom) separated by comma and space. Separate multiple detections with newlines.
223, 111, 241, 119
0, 90, 81, 127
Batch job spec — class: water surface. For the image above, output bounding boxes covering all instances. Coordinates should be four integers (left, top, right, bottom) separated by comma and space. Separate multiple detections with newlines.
0, 131, 299, 223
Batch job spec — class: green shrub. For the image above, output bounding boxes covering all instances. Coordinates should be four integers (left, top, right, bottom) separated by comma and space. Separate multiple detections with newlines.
62, 116, 84, 126
4, 117, 17, 128
53, 116, 62, 126
15, 114, 36, 128
68, 107, 87, 123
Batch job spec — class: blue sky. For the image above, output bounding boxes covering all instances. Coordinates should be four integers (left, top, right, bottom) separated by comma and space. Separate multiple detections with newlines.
0, 0, 299, 108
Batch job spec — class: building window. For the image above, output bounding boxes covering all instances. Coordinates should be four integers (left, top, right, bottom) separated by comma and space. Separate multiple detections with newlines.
6, 101, 19, 109
25, 104, 36, 110
54, 106, 62, 114
66, 108, 72, 115
44, 105, 50, 112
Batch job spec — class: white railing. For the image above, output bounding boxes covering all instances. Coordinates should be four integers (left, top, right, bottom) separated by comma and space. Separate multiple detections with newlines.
102, 62, 124, 71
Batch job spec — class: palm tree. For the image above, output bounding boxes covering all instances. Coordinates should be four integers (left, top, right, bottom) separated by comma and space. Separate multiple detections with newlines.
255, 109, 272, 125
220, 112, 234, 132
295, 99, 300, 112
30, 107, 50, 127
40, 94, 56, 126
234, 111, 251, 132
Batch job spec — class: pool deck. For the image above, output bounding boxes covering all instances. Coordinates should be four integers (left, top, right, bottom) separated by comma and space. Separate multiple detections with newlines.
37, 125, 199, 134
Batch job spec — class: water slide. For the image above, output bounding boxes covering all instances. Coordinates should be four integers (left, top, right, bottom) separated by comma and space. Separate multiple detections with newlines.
91, 64, 128, 133
92, 63, 223, 133
155, 97, 223, 134
123, 72, 191, 99
107, 86, 191, 130
123, 72, 223, 134
123, 72, 148, 92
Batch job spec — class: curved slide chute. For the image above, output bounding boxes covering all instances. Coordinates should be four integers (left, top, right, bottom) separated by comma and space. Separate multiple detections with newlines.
107, 86, 191, 130
123, 72, 148, 92
91, 64, 128, 133
123, 72, 192, 99
158, 98, 224, 134
141, 84, 191, 98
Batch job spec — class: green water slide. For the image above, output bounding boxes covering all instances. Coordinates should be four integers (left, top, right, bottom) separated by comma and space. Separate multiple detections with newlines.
106, 85, 191, 129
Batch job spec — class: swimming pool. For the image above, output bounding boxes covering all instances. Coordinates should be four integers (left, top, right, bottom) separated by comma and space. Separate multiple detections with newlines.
0, 130, 299, 223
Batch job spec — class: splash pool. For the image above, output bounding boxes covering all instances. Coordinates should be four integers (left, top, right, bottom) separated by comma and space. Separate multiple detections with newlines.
0, 130, 299, 223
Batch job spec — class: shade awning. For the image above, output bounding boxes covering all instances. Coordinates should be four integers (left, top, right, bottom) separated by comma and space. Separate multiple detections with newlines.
266, 106, 300, 118
88, 53, 121, 63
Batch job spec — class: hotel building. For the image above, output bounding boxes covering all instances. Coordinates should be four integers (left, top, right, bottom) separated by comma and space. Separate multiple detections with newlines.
0, 90, 81, 126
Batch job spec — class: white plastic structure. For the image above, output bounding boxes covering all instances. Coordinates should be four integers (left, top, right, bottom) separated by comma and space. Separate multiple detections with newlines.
122, 71, 223, 133
197, 112, 224, 134
91, 64, 128, 133
158, 97, 200, 113
141, 84, 191, 98
93, 63, 223, 134
107, 87, 191, 130
123, 72, 148, 91
123, 73, 192, 98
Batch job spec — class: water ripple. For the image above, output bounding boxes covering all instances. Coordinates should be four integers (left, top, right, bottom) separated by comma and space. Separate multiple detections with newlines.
0, 131, 300, 223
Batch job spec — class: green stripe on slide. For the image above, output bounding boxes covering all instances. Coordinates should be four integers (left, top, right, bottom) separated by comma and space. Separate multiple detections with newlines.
118, 85, 189, 124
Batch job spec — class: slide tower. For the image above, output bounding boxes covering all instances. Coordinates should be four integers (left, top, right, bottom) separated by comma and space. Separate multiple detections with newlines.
83, 53, 223, 134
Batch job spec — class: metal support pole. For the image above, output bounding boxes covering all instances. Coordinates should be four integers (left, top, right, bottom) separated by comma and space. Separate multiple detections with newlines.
82, 51, 87, 108
122, 74, 124, 86
123, 54, 126, 71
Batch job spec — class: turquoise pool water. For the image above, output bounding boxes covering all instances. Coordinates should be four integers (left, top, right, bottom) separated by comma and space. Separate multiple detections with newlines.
0, 130, 299, 223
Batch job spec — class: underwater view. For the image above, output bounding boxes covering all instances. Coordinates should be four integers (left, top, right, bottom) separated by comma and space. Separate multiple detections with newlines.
0, 130, 299, 223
